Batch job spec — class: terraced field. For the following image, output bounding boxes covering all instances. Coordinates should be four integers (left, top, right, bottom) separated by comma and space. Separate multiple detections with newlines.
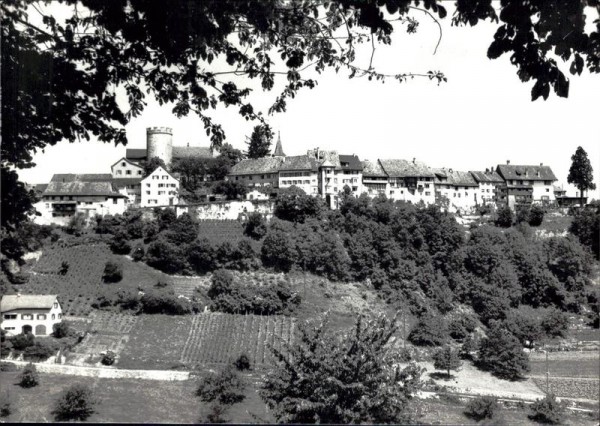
197, 219, 247, 245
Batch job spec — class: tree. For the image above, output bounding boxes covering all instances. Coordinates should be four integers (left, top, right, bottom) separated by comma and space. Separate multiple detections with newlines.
52, 321, 71, 338
567, 146, 596, 207
102, 261, 123, 283
261, 314, 424, 424
143, 156, 167, 177
188, 238, 217, 274
464, 396, 498, 421
261, 229, 296, 272
19, 363, 39, 388
244, 212, 267, 240
245, 124, 273, 159
528, 394, 565, 424
274, 186, 324, 223
569, 207, 600, 258
218, 143, 244, 166
528, 204, 545, 227
477, 324, 529, 380
146, 237, 190, 274
432, 345, 462, 378
197, 365, 246, 405
52, 384, 96, 421
408, 312, 448, 347
495, 206, 513, 228
212, 181, 248, 200
65, 213, 86, 236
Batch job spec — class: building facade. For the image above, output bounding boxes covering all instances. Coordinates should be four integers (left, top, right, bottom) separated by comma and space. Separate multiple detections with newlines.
470, 169, 504, 205
140, 166, 180, 207
496, 163, 557, 209
1, 295, 63, 337
379, 159, 436, 205
433, 169, 479, 211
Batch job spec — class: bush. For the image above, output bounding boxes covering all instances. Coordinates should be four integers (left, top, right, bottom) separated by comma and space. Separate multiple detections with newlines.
23, 340, 57, 362
516, 207, 530, 224
528, 204, 545, 227
131, 244, 145, 261
196, 366, 246, 405
53, 321, 71, 338
58, 261, 70, 276
233, 353, 251, 371
0, 362, 17, 372
449, 315, 477, 340
0, 392, 11, 417
52, 384, 96, 421
244, 212, 267, 240
102, 261, 123, 283
101, 351, 116, 366
569, 207, 599, 258
408, 313, 448, 347
528, 394, 564, 424
10, 333, 34, 351
140, 291, 192, 315
495, 206, 513, 228
19, 363, 39, 388
477, 325, 529, 380
109, 233, 131, 255
203, 404, 228, 423
464, 396, 498, 421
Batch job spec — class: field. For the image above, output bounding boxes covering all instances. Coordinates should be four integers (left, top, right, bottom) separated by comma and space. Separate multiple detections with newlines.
116, 313, 294, 370
529, 351, 600, 378
197, 219, 250, 246
19, 242, 169, 316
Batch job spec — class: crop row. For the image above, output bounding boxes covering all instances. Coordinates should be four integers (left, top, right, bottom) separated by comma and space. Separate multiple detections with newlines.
532, 377, 600, 401
180, 313, 295, 367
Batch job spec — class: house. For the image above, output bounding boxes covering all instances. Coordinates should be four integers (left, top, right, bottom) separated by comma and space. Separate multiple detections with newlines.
35, 174, 127, 224
379, 158, 436, 205
228, 157, 285, 188
278, 155, 319, 195
496, 162, 557, 209
1, 294, 63, 336
470, 169, 504, 205
140, 166, 180, 207
362, 160, 389, 197
433, 168, 479, 211
338, 155, 364, 195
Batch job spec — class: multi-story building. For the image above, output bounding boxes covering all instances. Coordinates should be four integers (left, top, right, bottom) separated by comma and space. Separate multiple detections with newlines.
470, 169, 504, 205
379, 158, 436, 205
433, 168, 479, 211
496, 162, 557, 209
140, 166, 180, 207
228, 157, 285, 188
278, 155, 319, 195
338, 155, 364, 195
35, 174, 127, 224
362, 160, 389, 197
1, 294, 63, 336
110, 158, 143, 204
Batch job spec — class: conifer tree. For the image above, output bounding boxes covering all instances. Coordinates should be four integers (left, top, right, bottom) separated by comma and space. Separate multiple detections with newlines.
568, 146, 596, 207
245, 125, 273, 159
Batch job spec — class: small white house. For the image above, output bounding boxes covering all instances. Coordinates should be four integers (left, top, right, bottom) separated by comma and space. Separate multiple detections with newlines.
140, 166, 180, 207
0, 295, 63, 336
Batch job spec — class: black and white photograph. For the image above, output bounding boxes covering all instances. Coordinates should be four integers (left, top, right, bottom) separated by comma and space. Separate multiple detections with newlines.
1, 0, 599, 424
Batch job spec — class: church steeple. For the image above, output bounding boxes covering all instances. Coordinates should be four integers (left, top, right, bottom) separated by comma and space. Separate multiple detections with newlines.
273, 131, 286, 157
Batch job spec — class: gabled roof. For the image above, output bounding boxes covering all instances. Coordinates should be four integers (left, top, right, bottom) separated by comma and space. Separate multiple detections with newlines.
306, 149, 342, 170
43, 181, 125, 197
433, 168, 479, 187
125, 148, 147, 160
280, 155, 319, 172
496, 164, 557, 181
229, 157, 286, 175
111, 157, 143, 169
361, 160, 387, 177
469, 170, 504, 184
1, 295, 58, 312
379, 159, 435, 178
50, 174, 112, 183
339, 155, 363, 171
173, 146, 213, 159
141, 165, 180, 182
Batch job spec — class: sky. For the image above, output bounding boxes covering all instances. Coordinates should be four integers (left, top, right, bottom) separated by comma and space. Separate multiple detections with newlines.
17, 4, 600, 199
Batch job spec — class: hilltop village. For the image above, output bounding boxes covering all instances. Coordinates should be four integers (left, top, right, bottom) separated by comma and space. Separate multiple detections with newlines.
29, 127, 581, 225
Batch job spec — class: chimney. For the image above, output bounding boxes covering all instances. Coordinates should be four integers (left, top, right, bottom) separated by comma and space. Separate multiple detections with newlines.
506, 160, 510, 165
540, 162, 543, 166
187, 142, 190, 147
449, 168, 453, 173
412, 157, 416, 164
485, 168, 489, 173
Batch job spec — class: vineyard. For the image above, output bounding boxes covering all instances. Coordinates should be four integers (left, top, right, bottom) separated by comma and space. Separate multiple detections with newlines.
532, 377, 600, 401
20, 243, 169, 316
197, 219, 256, 248
180, 313, 295, 367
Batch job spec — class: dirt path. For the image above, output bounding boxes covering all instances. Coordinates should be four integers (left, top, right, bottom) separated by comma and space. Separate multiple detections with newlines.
6, 359, 190, 381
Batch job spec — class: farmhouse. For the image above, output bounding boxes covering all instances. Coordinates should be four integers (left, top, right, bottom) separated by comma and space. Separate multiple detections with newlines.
496, 162, 558, 209
141, 166, 180, 207
0, 294, 63, 336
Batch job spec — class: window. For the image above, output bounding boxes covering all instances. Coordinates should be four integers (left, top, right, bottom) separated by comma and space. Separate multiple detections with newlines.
146, 183, 151, 187
261, 175, 265, 179
546, 188, 550, 192
3, 314, 17, 320
158, 191, 165, 195
122, 162, 126, 167
117, 170, 122, 175
249, 176, 253, 180
113, 198, 118, 204
58, 314, 62, 319
126, 170, 131, 175
22, 314, 33, 320
235, 177, 238, 181
425, 184, 430, 188
425, 191, 430, 196
138, 170, 142, 175
146, 191, 150, 195
52, 314, 55, 320
53, 302, 58, 309
4, 327, 15, 330
37, 314, 46, 320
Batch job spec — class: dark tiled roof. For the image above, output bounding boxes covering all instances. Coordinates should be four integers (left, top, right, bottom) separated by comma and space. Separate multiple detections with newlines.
229, 157, 285, 175
433, 169, 479, 187
362, 160, 387, 177
173, 146, 213, 159
280, 155, 319, 171
339, 155, 363, 171
50, 174, 112, 183
469, 170, 504, 183
306, 149, 342, 170
125, 149, 147, 160
497, 164, 557, 181
33, 183, 48, 194
379, 159, 435, 178
1, 295, 58, 312
43, 181, 125, 197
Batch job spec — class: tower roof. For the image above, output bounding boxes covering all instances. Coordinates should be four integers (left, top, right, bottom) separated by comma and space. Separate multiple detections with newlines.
273, 132, 286, 157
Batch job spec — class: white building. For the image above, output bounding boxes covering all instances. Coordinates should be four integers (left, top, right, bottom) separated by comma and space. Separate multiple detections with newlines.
469, 169, 504, 205
496, 163, 558, 209
141, 166, 180, 207
362, 160, 389, 197
379, 159, 436, 205
34, 174, 127, 225
433, 168, 480, 212
110, 158, 144, 205
1, 295, 63, 336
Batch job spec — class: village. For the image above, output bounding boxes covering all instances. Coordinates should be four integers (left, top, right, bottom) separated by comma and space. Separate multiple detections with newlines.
29, 126, 584, 227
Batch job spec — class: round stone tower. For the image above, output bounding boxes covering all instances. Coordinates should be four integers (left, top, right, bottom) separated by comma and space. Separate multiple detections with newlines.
146, 127, 173, 167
